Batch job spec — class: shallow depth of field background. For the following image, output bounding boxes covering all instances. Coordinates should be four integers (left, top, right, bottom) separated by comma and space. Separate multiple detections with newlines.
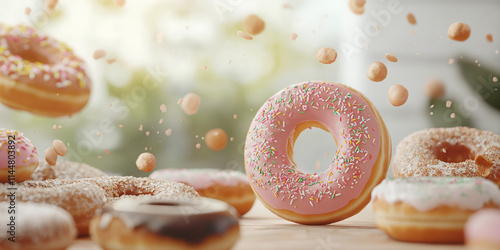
0, 0, 498, 176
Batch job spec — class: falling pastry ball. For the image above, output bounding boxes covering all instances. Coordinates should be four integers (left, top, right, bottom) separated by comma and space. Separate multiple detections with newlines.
45, 147, 58, 166
348, 0, 365, 15
52, 139, 67, 156
385, 53, 398, 63
205, 128, 228, 151
423, 78, 446, 98
406, 13, 417, 25
448, 22, 471, 41
316, 47, 337, 64
242, 14, 265, 35
180, 93, 201, 115
136, 152, 156, 172
367, 62, 388, 82
388, 84, 409, 107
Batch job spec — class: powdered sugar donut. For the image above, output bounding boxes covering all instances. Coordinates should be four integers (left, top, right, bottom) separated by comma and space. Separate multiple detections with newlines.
372, 177, 500, 243
0, 202, 77, 250
29, 160, 106, 181
0, 128, 39, 183
150, 168, 256, 215
0, 24, 91, 117
392, 127, 500, 187
245, 81, 392, 224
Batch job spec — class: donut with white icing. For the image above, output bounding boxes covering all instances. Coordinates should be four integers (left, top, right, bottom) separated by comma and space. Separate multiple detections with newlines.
372, 177, 500, 243
245, 81, 392, 224
0, 202, 77, 250
149, 168, 256, 215
0, 24, 91, 117
0, 128, 39, 183
392, 127, 500, 187
90, 197, 240, 250
465, 209, 500, 249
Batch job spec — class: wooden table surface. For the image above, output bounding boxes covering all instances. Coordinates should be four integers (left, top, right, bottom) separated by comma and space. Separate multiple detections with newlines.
69, 200, 466, 250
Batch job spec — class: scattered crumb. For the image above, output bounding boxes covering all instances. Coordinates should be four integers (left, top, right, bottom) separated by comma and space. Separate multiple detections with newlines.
139, 124, 143, 131
423, 79, 446, 98
25, 7, 31, 15
93, 49, 106, 60
448, 58, 454, 64
230, 137, 234, 142
97, 156, 102, 159
486, 34, 493, 42
159, 119, 164, 124
180, 93, 201, 115
45, 147, 57, 166
385, 53, 398, 62
196, 143, 201, 149
316, 47, 337, 64
233, 114, 238, 119
205, 128, 228, 151
237, 31, 253, 40
165, 129, 172, 136
160, 104, 167, 113
52, 124, 57, 130
202, 65, 207, 70
446, 101, 452, 108
448, 22, 471, 41
45, 0, 58, 12
407, 13, 417, 25
411, 30, 415, 35
450, 113, 456, 118
367, 62, 387, 82
107, 59, 117, 64
97, 132, 102, 137
136, 152, 156, 172
493, 77, 498, 83
283, 3, 293, 9
114, 0, 126, 7
104, 149, 110, 155
119, 125, 124, 128
388, 84, 409, 107
348, 0, 365, 15
290, 33, 298, 41
146, 131, 150, 136
242, 14, 265, 35
53, 140, 67, 156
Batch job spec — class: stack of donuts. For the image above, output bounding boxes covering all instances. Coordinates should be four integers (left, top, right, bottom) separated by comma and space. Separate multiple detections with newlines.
0, 128, 243, 250
371, 126, 500, 245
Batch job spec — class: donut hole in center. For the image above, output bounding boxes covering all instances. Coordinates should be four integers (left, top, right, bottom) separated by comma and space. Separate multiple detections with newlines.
288, 121, 337, 175
434, 142, 475, 163
6, 39, 56, 65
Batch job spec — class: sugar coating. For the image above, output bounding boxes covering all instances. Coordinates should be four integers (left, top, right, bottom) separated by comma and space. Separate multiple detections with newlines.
392, 127, 500, 184
150, 168, 249, 190
372, 177, 500, 211
0, 202, 76, 245
29, 160, 106, 181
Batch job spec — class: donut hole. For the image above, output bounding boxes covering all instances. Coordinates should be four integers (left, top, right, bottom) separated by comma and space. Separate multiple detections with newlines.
288, 122, 337, 175
144, 201, 180, 206
434, 142, 475, 163
6, 39, 56, 65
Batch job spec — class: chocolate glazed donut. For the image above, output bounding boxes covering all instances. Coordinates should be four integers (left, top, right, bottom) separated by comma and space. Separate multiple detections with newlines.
90, 198, 240, 250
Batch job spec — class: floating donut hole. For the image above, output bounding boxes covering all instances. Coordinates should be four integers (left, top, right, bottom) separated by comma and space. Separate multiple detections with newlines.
434, 142, 475, 163
6, 39, 56, 65
290, 125, 337, 175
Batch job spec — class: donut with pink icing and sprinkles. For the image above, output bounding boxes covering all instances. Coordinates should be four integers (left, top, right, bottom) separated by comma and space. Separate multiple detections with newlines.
244, 81, 392, 224
0, 24, 91, 117
0, 128, 39, 183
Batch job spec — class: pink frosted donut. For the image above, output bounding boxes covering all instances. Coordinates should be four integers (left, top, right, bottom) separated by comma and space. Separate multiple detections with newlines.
150, 168, 256, 215
245, 81, 392, 224
0, 129, 39, 183
465, 209, 500, 249
0, 24, 91, 117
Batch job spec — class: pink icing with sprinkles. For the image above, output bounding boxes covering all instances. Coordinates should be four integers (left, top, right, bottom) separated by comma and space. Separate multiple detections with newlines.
244, 81, 381, 215
0, 129, 39, 169
0, 24, 90, 91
